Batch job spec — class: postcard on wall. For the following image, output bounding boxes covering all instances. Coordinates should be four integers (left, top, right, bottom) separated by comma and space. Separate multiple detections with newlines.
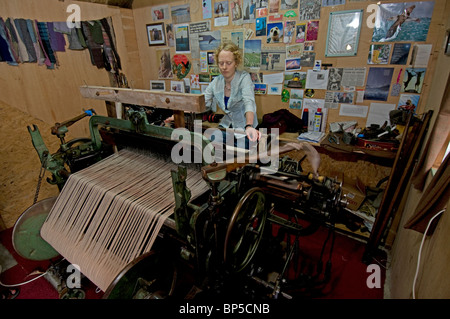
203, 0, 213, 19
190, 74, 200, 89
368, 44, 392, 64
390, 43, 411, 65
214, 1, 229, 17
175, 24, 190, 53
254, 83, 267, 95
285, 58, 301, 71
284, 71, 306, 89
281, 0, 298, 10
244, 39, 262, 69
198, 30, 221, 51
306, 20, 319, 41
283, 20, 296, 44
289, 98, 302, 110
150, 80, 166, 91
398, 94, 420, 113
256, 17, 267, 36
286, 43, 303, 59
402, 68, 426, 93
242, 0, 257, 23
257, 7, 268, 18
261, 47, 286, 71
157, 49, 173, 79
295, 23, 306, 43
300, 51, 315, 67
231, 0, 244, 25
200, 51, 208, 73
267, 22, 284, 44
371, 1, 435, 42
267, 83, 283, 95
171, 4, 191, 24
170, 80, 185, 93
166, 24, 175, 47
151, 5, 169, 21
269, 0, 280, 14
299, 0, 321, 20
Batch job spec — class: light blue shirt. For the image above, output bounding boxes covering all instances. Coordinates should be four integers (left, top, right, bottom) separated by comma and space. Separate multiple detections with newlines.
204, 70, 258, 129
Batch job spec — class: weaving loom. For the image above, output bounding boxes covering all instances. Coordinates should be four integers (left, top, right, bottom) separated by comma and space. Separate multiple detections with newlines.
14, 87, 347, 299
40, 150, 209, 291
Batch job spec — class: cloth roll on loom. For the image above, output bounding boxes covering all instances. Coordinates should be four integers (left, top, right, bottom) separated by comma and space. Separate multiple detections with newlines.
41, 149, 209, 291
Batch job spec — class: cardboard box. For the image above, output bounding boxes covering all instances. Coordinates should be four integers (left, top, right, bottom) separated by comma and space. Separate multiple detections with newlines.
341, 177, 366, 211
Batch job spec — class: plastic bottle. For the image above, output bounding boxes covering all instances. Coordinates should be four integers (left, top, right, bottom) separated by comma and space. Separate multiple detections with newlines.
313, 108, 323, 132
302, 108, 309, 131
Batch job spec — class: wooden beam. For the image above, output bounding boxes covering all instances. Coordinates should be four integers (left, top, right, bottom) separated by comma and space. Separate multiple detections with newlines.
79, 86, 206, 113
74, 0, 134, 9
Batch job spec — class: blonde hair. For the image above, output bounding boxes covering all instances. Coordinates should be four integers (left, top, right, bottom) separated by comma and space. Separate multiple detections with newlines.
214, 42, 242, 67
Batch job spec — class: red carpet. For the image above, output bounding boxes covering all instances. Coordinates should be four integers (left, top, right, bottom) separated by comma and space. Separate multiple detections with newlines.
0, 224, 385, 300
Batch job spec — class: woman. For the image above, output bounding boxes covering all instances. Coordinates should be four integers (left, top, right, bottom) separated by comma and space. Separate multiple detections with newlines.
204, 42, 261, 148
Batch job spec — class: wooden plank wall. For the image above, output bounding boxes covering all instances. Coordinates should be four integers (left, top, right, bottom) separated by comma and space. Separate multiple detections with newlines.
132, 0, 448, 131
0, 0, 143, 138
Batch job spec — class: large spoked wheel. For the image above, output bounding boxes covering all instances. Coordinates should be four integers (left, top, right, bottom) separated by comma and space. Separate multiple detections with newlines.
224, 187, 267, 273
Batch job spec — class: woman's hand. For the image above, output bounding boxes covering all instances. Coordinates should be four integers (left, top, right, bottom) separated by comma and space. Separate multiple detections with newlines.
245, 126, 261, 142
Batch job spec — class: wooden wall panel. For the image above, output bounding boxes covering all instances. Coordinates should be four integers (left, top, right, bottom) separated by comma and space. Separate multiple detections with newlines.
0, 0, 142, 137
132, 0, 448, 132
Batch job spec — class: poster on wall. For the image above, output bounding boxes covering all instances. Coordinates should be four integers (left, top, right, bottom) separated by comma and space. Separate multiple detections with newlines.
364, 67, 394, 101
371, 1, 435, 42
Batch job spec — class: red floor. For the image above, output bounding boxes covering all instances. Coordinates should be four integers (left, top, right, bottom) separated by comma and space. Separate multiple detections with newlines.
0, 224, 385, 300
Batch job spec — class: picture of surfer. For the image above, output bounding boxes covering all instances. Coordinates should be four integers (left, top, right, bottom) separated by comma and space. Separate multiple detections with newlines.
385, 5, 420, 40
372, 1, 435, 42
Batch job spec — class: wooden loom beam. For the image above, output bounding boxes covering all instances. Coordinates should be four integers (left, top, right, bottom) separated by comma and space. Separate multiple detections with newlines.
80, 86, 207, 128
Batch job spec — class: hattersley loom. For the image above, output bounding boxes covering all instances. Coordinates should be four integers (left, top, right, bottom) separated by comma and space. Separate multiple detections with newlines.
12, 86, 347, 299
